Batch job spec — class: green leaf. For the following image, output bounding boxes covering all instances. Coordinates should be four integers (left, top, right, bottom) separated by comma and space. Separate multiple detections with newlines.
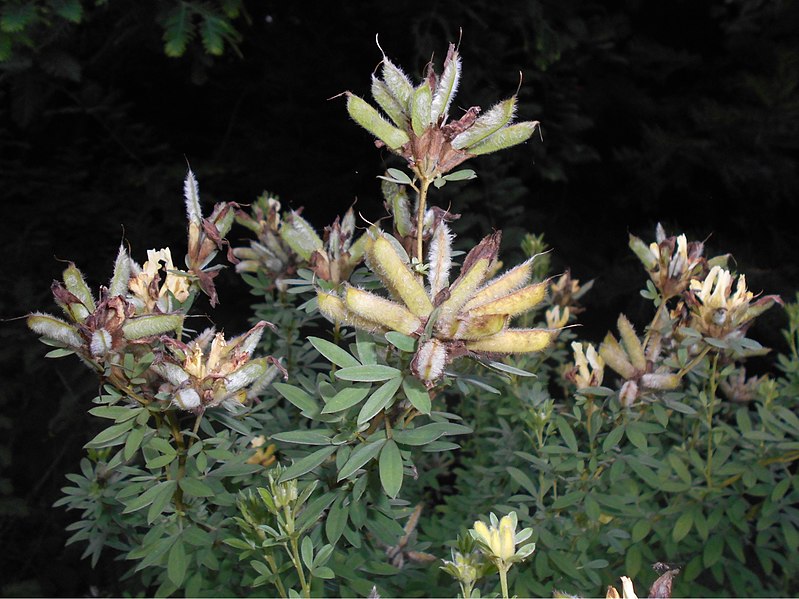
551, 491, 583, 510
673, 510, 693, 542
507, 466, 537, 496
602, 425, 625, 453
1, 3, 37, 33
308, 336, 361, 368
703, 534, 724, 567
393, 422, 471, 446
358, 377, 402, 425
443, 169, 477, 182
556, 416, 578, 452
631, 519, 651, 542
379, 440, 403, 498
337, 439, 386, 481
301, 536, 314, 570
485, 360, 536, 377
322, 385, 371, 414
85, 419, 135, 449
385, 331, 417, 352
124, 426, 146, 460
123, 480, 177, 514
88, 406, 140, 421
179, 478, 215, 498
167, 540, 188, 587
335, 364, 400, 382
402, 377, 431, 414
271, 430, 332, 445
274, 383, 318, 413
279, 446, 337, 482
162, 3, 193, 57
385, 168, 412, 185
625, 426, 648, 450
50, 0, 83, 23
325, 497, 348, 545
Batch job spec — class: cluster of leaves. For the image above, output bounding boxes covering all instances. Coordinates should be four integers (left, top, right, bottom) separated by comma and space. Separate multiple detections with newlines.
25, 37, 798, 599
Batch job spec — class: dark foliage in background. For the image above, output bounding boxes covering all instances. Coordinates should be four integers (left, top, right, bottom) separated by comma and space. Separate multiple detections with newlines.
1, 0, 797, 595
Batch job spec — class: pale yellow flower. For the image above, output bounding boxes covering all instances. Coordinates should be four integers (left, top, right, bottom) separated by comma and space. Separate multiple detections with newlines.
129, 248, 191, 313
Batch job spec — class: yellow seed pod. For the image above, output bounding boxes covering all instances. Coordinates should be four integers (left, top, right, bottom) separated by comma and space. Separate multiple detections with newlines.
317, 291, 386, 333
451, 97, 516, 150
617, 314, 646, 372
465, 328, 552, 353
599, 333, 637, 379
463, 257, 534, 311
468, 281, 547, 319
346, 93, 410, 150
344, 286, 422, 336
448, 313, 508, 341
468, 121, 539, 156
436, 256, 491, 327
366, 234, 433, 317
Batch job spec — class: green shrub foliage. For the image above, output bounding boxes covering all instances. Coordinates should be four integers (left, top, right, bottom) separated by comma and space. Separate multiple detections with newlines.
27, 40, 798, 598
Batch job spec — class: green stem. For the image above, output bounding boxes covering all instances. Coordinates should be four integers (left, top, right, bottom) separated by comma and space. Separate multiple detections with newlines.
498, 564, 510, 599
288, 536, 311, 598
165, 410, 187, 514
705, 352, 720, 488
415, 177, 431, 263
265, 552, 288, 599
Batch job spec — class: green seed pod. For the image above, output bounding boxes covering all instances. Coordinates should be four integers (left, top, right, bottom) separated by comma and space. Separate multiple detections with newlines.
346, 93, 410, 150
62, 263, 96, 313
430, 45, 461, 124
380, 57, 414, 110
226, 358, 268, 394
629, 234, 658, 271
27, 312, 83, 348
411, 82, 433, 136
109, 245, 131, 297
381, 179, 413, 237
122, 313, 183, 340
90, 329, 113, 357
468, 121, 539, 155
371, 76, 408, 129
280, 211, 324, 261
451, 97, 517, 150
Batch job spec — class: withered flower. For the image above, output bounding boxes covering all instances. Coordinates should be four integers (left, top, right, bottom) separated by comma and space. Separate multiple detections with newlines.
567, 341, 604, 388
317, 227, 553, 385
345, 43, 539, 181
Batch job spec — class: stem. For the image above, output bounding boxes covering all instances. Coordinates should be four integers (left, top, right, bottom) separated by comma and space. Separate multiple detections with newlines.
705, 352, 720, 488
498, 564, 510, 599
415, 177, 431, 263
165, 410, 187, 514
288, 535, 311, 598
265, 552, 288, 599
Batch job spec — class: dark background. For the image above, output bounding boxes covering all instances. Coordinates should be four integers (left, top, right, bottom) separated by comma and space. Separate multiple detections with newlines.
2, 0, 798, 595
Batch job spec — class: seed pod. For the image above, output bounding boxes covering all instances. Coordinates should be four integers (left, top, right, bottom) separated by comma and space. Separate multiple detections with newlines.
641, 372, 681, 390
380, 57, 414, 109
122, 313, 183, 340
465, 328, 552, 353
629, 234, 658, 271
437, 233, 500, 326
382, 179, 413, 237
449, 313, 508, 340
174, 388, 202, 411
468, 121, 539, 156
346, 93, 410, 150
280, 211, 324, 261
151, 362, 190, 386
345, 285, 422, 336
617, 314, 646, 372
451, 97, 516, 150
365, 233, 433, 317
599, 333, 637, 379
427, 223, 453, 297
226, 358, 268, 394
62, 263, 95, 313
464, 257, 535, 311
411, 338, 447, 382
229, 321, 268, 357
371, 76, 408, 128
317, 290, 386, 333
183, 168, 202, 226
109, 245, 131, 297
411, 83, 433, 136
468, 281, 547, 319
90, 328, 113, 357
430, 44, 461, 124
27, 312, 83, 348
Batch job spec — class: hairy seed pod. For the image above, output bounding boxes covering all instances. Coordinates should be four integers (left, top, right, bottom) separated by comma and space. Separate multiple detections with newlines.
430, 44, 461, 124
345, 286, 422, 336
465, 328, 552, 353
641, 372, 681, 390
371, 76, 408, 128
449, 313, 508, 340
62, 263, 96, 313
27, 312, 83, 348
109, 245, 131, 297
317, 291, 387, 333
468, 281, 547, 319
381, 179, 413, 237
617, 314, 646, 371
468, 121, 539, 155
599, 333, 637, 379
411, 338, 447, 382
226, 358, 268, 394
90, 328, 113, 357
411, 83, 433, 136
451, 97, 516, 150
427, 223, 453, 297
380, 57, 414, 109
366, 234, 433, 317
464, 257, 535, 310
346, 93, 410, 150
151, 362, 190, 386
629, 234, 658, 271
280, 211, 324, 260
174, 387, 202, 411
122, 313, 183, 340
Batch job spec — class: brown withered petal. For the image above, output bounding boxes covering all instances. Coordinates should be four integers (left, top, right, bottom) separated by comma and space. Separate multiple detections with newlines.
647, 569, 679, 598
